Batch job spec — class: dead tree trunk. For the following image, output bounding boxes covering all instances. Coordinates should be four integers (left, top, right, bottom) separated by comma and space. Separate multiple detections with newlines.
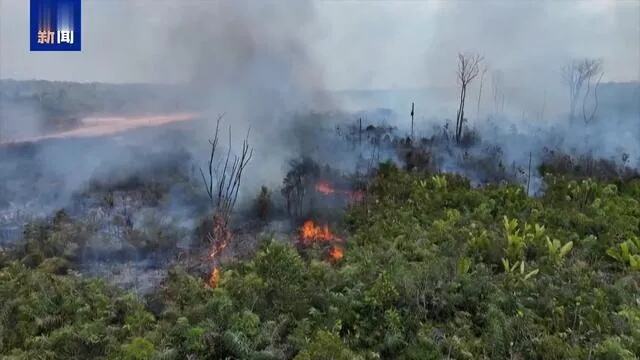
492, 71, 503, 114
200, 114, 253, 252
455, 52, 483, 144
455, 86, 466, 142
410, 102, 415, 141
583, 71, 604, 124
476, 66, 487, 120
526, 152, 532, 196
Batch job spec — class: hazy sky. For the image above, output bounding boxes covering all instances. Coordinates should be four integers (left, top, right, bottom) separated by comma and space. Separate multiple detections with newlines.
1, 0, 638, 90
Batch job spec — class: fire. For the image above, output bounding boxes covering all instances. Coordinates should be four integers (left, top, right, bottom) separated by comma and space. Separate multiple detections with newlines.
299, 220, 337, 245
209, 214, 231, 259
207, 214, 231, 288
298, 221, 346, 263
208, 267, 221, 288
315, 181, 336, 195
328, 245, 344, 262
315, 180, 364, 203
209, 238, 228, 259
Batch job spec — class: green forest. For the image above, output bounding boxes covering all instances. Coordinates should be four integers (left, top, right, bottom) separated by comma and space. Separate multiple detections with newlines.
1, 165, 639, 359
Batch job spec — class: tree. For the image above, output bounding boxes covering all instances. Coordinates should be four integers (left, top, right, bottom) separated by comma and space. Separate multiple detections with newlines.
254, 186, 272, 221
455, 52, 483, 144
200, 114, 253, 258
120, 337, 157, 360
491, 70, 504, 114
476, 65, 488, 120
281, 157, 320, 217
561, 58, 604, 123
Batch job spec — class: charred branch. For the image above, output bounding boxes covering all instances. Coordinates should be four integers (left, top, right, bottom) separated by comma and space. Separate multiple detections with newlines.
200, 114, 253, 242
455, 52, 483, 144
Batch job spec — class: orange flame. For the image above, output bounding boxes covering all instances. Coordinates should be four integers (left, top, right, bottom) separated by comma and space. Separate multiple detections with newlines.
328, 245, 344, 262
209, 214, 231, 259
207, 214, 230, 288
315, 181, 364, 203
208, 267, 221, 288
299, 220, 338, 245
209, 239, 228, 259
315, 181, 336, 195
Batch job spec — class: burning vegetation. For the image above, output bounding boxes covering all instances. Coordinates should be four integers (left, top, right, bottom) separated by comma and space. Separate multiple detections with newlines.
298, 220, 345, 263
314, 181, 336, 195
208, 267, 221, 288
298, 220, 340, 245
198, 115, 253, 287
327, 245, 344, 262
281, 157, 366, 218
0, 45, 638, 359
315, 180, 365, 203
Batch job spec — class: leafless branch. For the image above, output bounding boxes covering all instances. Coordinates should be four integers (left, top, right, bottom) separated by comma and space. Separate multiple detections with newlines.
200, 114, 224, 201
455, 52, 483, 144
562, 58, 603, 122
200, 114, 253, 240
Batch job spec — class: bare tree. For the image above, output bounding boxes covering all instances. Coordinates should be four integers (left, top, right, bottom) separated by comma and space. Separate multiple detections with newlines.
561, 58, 604, 123
476, 65, 488, 120
526, 152, 532, 196
200, 114, 253, 249
582, 64, 604, 124
491, 70, 503, 114
455, 52, 483, 144
410, 102, 415, 141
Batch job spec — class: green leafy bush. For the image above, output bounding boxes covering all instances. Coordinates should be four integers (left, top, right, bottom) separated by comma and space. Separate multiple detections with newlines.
2, 168, 639, 358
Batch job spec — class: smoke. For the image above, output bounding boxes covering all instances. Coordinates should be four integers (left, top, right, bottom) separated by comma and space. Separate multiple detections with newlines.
0, 1, 638, 292
0, 101, 43, 141
0, 1, 337, 196
0, 1, 638, 204
0, 1, 347, 251
152, 1, 344, 197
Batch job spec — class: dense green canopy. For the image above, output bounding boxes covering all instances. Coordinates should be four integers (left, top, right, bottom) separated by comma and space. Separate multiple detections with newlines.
1, 165, 639, 359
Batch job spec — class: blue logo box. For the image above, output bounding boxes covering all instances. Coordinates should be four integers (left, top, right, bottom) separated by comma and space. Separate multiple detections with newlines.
30, 0, 81, 51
